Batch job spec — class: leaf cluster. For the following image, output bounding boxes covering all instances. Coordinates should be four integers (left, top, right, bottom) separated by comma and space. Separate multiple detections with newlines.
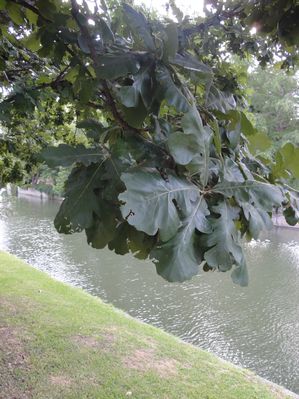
0, 0, 298, 285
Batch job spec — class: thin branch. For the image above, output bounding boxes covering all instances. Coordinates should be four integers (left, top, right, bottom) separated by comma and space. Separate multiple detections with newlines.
13, 0, 51, 22
3, 71, 10, 83
70, 0, 142, 133
11, 0, 93, 79
87, 101, 104, 110
71, 0, 98, 64
10, 0, 144, 134
282, 182, 299, 195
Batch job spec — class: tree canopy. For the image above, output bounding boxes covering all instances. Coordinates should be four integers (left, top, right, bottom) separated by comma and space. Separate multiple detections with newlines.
0, 0, 299, 286
248, 66, 299, 151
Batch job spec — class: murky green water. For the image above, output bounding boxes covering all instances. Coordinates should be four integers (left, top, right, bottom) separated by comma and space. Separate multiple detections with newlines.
0, 195, 298, 393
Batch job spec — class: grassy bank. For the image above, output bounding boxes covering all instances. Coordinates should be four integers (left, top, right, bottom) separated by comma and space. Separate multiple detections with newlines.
0, 252, 296, 399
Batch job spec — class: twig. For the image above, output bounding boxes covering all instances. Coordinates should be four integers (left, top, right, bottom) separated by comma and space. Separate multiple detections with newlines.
87, 101, 104, 110
11, 0, 93, 79
70, 0, 142, 133
13, 0, 51, 22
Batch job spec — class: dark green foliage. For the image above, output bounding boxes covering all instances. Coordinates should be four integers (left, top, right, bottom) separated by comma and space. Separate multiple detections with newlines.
40, 144, 106, 167
0, 0, 298, 286
248, 67, 299, 152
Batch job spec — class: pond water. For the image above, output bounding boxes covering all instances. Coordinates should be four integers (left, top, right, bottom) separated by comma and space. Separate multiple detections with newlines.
0, 195, 298, 393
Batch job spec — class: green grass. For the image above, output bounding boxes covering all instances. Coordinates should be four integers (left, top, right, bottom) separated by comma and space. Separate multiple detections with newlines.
0, 251, 295, 399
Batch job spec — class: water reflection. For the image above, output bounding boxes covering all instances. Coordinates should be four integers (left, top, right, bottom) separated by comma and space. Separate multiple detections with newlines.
0, 196, 298, 393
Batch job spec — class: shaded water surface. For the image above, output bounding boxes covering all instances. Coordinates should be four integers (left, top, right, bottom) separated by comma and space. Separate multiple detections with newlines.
0, 196, 298, 393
